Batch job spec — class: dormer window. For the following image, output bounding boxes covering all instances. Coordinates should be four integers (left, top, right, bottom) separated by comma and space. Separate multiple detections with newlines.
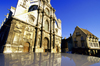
95, 39, 96, 42
92, 38, 94, 42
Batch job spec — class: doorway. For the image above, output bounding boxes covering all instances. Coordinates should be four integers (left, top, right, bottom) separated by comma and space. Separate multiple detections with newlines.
56, 46, 59, 52
23, 42, 30, 52
43, 38, 49, 52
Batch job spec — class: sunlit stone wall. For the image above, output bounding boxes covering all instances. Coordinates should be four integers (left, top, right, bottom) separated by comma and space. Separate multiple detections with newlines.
1, 0, 62, 53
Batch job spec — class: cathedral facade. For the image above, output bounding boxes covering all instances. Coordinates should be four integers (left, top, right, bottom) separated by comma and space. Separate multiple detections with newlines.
0, 0, 62, 53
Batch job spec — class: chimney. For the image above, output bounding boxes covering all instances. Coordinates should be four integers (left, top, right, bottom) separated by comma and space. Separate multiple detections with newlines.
64, 37, 66, 39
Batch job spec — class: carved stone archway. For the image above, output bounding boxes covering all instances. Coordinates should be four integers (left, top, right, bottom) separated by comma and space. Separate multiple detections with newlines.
56, 46, 59, 52
23, 42, 30, 52
43, 37, 49, 52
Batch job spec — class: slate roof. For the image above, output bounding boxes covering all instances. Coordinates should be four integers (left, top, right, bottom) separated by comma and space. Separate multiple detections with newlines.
77, 26, 98, 39
80, 28, 93, 35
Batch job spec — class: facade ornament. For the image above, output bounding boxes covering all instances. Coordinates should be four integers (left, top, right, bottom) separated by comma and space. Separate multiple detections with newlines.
27, 14, 35, 24
19, 0, 29, 9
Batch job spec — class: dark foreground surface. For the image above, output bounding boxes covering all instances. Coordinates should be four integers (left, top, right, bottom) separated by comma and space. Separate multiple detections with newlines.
0, 52, 100, 66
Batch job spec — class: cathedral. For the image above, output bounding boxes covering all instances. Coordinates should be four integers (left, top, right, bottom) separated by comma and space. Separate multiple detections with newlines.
0, 0, 62, 53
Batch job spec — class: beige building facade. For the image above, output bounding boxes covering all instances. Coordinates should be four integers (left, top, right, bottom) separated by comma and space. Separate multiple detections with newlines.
72, 26, 100, 55
0, 0, 62, 53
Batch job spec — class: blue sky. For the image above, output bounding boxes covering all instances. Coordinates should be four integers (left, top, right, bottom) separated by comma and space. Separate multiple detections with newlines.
0, 0, 100, 40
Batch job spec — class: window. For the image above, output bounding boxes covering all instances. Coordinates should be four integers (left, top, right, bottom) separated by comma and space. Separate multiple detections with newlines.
55, 21, 58, 27
28, 5, 38, 12
91, 43, 93, 47
92, 43, 94, 47
81, 43, 84, 47
81, 36, 83, 40
74, 38, 76, 41
45, 8, 49, 15
45, 20, 49, 31
89, 42, 91, 46
96, 43, 98, 47
94, 43, 96, 47
76, 32, 81, 36
76, 32, 80, 35
95, 39, 97, 42
92, 38, 94, 41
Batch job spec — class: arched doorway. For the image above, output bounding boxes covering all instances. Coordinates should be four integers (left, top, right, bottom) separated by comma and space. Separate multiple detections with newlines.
56, 46, 59, 52
43, 38, 49, 52
23, 42, 30, 52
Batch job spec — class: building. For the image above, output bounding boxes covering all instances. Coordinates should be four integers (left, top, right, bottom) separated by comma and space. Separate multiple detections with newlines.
0, 0, 62, 53
72, 26, 100, 55
61, 34, 73, 53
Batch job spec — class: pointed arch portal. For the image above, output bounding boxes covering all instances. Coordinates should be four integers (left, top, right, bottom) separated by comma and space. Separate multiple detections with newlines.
23, 42, 30, 52
43, 37, 49, 52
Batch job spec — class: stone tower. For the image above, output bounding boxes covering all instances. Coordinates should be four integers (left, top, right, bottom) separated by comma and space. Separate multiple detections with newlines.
0, 0, 62, 53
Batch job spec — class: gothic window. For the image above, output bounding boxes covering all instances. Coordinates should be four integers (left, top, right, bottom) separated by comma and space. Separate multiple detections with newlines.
45, 8, 49, 15
45, 20, 49, 31
28, 5, 38, 12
